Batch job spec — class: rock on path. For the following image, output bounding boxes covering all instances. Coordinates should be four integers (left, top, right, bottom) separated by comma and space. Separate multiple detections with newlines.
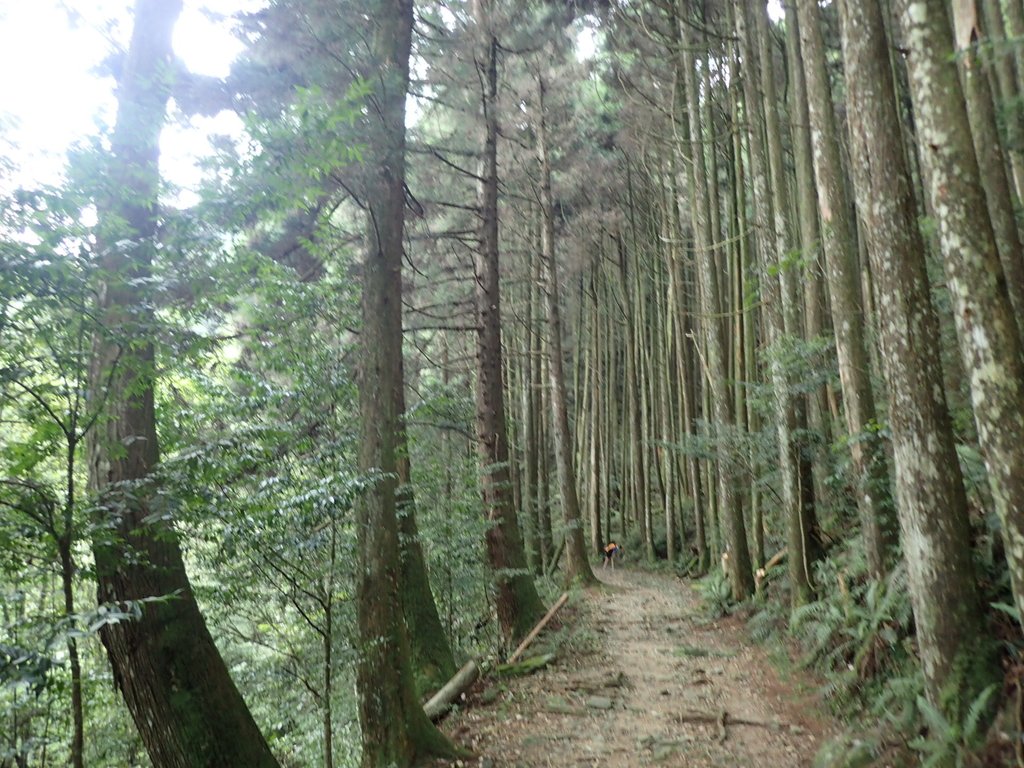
444, 568, 833, 767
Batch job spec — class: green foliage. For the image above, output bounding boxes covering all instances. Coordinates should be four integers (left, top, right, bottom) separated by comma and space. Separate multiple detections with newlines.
790, 556, 913, 689
698, 568, 733, 618
0, 644, 55, 696
908, 684, 999, 768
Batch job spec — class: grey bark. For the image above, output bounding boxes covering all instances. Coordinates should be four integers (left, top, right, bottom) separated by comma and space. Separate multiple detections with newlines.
472, 0, 546, 641
680, 5, 754, 599
837, 0, 997, 717
535, 74, 596, 585
896, 0, 1024, 641
795, 0, 898, 577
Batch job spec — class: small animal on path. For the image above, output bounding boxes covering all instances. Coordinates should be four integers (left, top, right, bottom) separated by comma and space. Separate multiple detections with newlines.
603, 541, 623, 569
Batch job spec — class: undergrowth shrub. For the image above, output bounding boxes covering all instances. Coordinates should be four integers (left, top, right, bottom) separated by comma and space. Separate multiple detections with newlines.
698, 568, 733, 618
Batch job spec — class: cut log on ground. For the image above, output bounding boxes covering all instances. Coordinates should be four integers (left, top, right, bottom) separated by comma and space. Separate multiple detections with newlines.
755, 549, 788, 593
423, 659, 481, 721
496, 653, 556, 677
507, 592, 569, 663
672, 709, 790, 733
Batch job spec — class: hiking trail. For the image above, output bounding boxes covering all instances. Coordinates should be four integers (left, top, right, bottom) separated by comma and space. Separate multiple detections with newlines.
443, 568, 835, 767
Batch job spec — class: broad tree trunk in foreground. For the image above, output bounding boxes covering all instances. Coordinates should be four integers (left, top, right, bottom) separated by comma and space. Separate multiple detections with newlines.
87, 2, 280, 766
895, 0, 1024, 639
395, 393, 457, 693
473, 0, 546, 642
536, 74, 597, 586
837, 0, 996, 718
352, 0, 458, 762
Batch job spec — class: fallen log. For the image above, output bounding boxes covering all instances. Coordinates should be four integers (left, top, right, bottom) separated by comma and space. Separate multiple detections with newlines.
507, 592, 569, 664
755, 549, 788, 593
672, 709, 792, 734
423, 659, 481, 721
495, 653, 556, 677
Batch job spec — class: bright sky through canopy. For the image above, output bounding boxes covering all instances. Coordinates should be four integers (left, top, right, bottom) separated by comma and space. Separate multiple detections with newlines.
0, 0, 254, 193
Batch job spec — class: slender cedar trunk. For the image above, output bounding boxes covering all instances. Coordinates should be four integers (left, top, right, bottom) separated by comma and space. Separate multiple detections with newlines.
574, 279, 588, 496
352, 0, 458, 761
668, 161, 707, 570
532, 245, 551, 575
323, 525, 335, 768
86, 4, 280, 765
60, 439, 83, 768
1004, 0, 1024, 103
759, 0, 822, 572
785, 4, 832, 516
440, 335, 457, 632
682, 312, 708, 570
505, 346, 522, 531
603, 259, 619, 544
795, 0, 897, 577
954, 7, 1024, 332
536, 76, 596, 585
574, 290, 591, 547
538, 331, 554, 568
624, 168, 652, 558
896, 0, 1024, 640
723, 107, 751, 569
727, 67, 763, 572
679, 6, 754, 598
659, 230, 677, 564
521, 250, 540, 572
736, 0, 813, 604
837, 0, 997, 717
472, 3, 545, 640
980, 0, 1024, 201
635, 247, 655, 561
588, 273, 604, 556
58, 533, 83, 768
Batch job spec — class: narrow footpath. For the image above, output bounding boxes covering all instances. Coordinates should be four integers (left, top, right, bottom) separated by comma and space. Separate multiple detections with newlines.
445, 569, 834, 767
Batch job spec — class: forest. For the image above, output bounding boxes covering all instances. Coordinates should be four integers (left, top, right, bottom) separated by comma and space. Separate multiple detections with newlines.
3, 0, 1024, 765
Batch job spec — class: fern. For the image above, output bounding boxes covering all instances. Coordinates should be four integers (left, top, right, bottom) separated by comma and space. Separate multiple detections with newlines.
907, 684, 1000, 767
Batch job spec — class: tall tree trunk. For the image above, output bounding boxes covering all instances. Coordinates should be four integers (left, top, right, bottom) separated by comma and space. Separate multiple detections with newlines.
352, 0, 458, 761
588, 273, 604, 556
980, 0, 1024, 200
896, 0, 1024, 640
396, 440, 457, 693
785, 4, 832, 521
679, 5, 754, 598
795, 0, 897, 577
953, 5, 1024, 332
58, 534, 83, 768
87, 4, 280, 766
472, 1, 546, 641
521, 250, 540, 572
837, 0, 997, 718
736, 0, 813, 604
59, 439, 84, 768
323, 526, 336, 768
536, 75, 597, 585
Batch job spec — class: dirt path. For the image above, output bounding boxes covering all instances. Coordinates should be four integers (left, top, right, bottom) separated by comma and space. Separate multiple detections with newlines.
444, 568, 833, 767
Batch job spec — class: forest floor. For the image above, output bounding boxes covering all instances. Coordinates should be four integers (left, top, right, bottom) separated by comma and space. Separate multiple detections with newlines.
441, 568, 836, 767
